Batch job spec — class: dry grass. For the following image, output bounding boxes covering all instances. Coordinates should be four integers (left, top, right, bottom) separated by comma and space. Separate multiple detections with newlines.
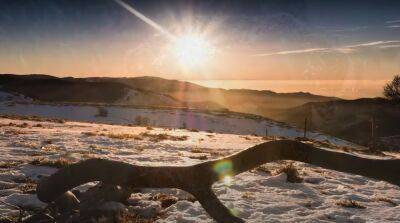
29, 158, 72, 168
11, 141, 39, 149
254, 165, 271, 174
241, 136, 252, 140
241, 192, 254, 199
190, 148, 207, 153
374, 197, 397, 206
116, 212, 157, 223
18, 183, 37, 194
40, 144, 61, 152
4, 129, 26, 135
146, 126, 154, 130
336, 199, 366, 209
140, 132, 188, 142
0, 161, 22, 169
0, 215, 21, 223
151, 193, 178, 208
107, 133, 143, 140
275, 163, 303, 183
188, 155, 208, 160
81, 131, 97, 137
0, 114, 65, 123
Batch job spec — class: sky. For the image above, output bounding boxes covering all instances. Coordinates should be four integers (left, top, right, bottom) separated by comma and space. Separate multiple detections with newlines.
0, 0, 400, 80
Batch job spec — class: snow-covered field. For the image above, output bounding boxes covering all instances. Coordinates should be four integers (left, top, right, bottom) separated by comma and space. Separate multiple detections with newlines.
1, 117, 400, 222
0, 101, 355, 147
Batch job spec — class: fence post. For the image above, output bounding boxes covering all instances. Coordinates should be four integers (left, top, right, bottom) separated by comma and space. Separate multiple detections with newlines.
371, 116, 376, 151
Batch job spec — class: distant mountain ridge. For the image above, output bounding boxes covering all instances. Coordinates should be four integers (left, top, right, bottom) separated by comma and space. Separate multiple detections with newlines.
0, 74, 336, 114
2, 74, 400, 150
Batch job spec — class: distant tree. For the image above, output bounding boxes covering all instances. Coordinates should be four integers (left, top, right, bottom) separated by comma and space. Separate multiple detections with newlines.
383, 75, 400, 102
95, 107, 108, 117
134, 115, 149, 126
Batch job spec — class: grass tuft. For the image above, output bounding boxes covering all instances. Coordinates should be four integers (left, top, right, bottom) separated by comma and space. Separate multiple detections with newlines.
275, 163, 303, 183
336, 199, 366, 209
29, 158, 72, 168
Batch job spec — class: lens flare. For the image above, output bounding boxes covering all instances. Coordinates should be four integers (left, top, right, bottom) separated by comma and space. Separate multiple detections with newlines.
223, 175, 233, 186
213, 160, 234, 185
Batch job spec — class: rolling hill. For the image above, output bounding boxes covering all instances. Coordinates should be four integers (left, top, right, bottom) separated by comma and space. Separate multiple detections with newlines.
275, 98, 400, 150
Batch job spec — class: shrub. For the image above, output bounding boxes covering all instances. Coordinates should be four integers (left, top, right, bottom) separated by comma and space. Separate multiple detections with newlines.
134, 115, 150, 126
275, 163, 303, 183
30, 158, 72, 168
383, 75, 400, 102
336, 199, 366, 209
95, 107, 108, 117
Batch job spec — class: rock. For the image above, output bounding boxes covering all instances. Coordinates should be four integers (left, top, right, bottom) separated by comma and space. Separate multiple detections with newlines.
0, 188, 21, 196
304, 177, 325, 184
128, 200, 161, 219
0, 181, 18, 190
98, 201, 127, 213
22, 212, 54, 223
79, 183, 132, 207
3, 193, 46, 210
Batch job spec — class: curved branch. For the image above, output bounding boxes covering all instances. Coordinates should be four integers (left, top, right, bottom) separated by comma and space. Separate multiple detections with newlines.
202, 140, 400, 186
37, 140, 400, 223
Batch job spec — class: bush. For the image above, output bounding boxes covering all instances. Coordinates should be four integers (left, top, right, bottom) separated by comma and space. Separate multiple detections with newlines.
384, 75, 400, 102
275, 163, 303, 183
134, 115, 150, 126
95, 107, 108, 117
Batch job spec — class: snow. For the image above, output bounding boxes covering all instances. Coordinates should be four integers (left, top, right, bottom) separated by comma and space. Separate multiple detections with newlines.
0, 117, 399, 222
118, 89, 178, 106
0, 91, 32, 103
0, 102, 356, 147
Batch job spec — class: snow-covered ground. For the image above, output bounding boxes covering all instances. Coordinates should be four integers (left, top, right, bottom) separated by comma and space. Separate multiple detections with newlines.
0, 101, 355, 147
1, 117, 400, 222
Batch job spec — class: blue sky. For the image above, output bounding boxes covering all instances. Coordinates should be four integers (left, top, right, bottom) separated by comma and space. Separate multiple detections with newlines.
0, 0, 399, 80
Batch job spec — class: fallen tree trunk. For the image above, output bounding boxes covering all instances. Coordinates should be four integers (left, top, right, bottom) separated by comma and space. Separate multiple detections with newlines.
37, 140, 400, 222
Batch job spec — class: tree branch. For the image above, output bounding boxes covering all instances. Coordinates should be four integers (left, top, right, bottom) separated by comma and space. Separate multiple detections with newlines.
37, 140, 400, 222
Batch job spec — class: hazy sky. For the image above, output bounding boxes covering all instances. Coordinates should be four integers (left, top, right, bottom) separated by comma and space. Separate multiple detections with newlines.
0, 0, 400, 80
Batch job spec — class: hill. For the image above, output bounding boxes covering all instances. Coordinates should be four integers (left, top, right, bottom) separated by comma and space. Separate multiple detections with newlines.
84, 76, 338, 115
275, 98, 400, 150
1, 74, 336, 114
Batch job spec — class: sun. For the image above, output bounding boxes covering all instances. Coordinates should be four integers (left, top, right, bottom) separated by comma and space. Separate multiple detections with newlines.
172, 34, 214, 69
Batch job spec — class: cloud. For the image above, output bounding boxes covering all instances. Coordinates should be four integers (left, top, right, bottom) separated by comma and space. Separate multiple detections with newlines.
379, 44, 400, 49
386, 20, 400, 24
252, 40, 400, 57
331, 26, 368, 33
344, 40, 400, 48
386, 25, 400, 28
252, 48, 329, 57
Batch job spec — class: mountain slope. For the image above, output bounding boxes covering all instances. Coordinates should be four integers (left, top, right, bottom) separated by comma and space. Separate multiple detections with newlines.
275, 98, 400, 149
0, 74, 183, 107
89, 76, 338, 115
1, 74, 336, 115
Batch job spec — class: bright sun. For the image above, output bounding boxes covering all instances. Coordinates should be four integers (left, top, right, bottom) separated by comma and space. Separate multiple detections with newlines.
173, 34, 213, 69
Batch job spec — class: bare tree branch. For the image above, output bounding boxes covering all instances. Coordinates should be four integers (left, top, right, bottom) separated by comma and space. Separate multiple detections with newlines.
37, 140, 400, 222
